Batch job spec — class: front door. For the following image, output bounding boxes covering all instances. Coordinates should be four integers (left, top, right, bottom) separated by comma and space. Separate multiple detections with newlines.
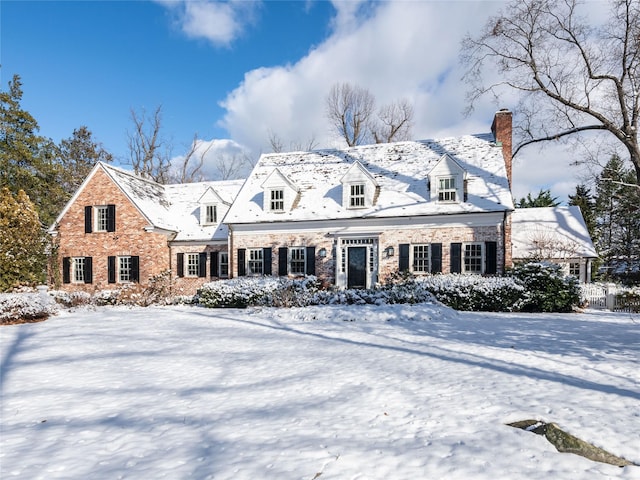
347, 247, 367, 289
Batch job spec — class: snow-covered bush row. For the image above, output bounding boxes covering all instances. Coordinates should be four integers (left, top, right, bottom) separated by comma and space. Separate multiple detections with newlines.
414, 274, 526, 312
0, 292, 59, 324
197, 263, 582, 312
197, 276, 437, 308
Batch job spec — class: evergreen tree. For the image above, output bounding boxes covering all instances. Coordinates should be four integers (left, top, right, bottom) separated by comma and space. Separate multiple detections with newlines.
58, 126, 113, 192
568, 184, 596, 237
594, 155, 640, 283
516, 189, 560, 208
0, 188, 49, 291
0, 74, 64, 226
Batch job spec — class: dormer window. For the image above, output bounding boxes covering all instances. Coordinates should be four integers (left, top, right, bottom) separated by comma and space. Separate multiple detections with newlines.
261, 168, 299, 213
438, 177, 457, 202
270, 189, 285, 212
350, 184, 366, 208
341, 161, 378, 210
205, 204, 217, 224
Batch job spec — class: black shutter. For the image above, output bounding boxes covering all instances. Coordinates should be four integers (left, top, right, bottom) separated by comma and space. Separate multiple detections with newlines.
63, 257, 71, 284
108, 256, 116, 283
107, 204, 116, 232
84, 206, 92, 233
431, 243, 442, 273
237, 249, 246, 276
198, 253, 207, 278
131, 256, 140, 283
210, 252, 219, 278
84, 257, 93, 284
306, 246, 316, 275
177, 253, 184, 278
485, 241, 497, 274
399, 244, 410, 272
278, 247, 288, 276
263, 248, 272, 276
450, 243, 462, 274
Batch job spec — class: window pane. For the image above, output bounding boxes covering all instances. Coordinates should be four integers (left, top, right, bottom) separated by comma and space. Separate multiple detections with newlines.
95, 206, 108, 231
73, 257, 85, 282
413, 245, 430, 272
119, 256, 131, 282
186, 253, 199, 277
270, 190, 284, 211
464, 244, 483, 273
248, 249, 263, 274
206, 205, 217, 223
290, 247, 306, 275
350, 184, 365, 207
219, 252, 229, 277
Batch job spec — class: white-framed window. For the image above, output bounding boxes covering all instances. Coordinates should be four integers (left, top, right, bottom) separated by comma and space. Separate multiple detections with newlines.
205, 204, 217, 224
349, 184, 366, 207
464, 243, 483, 273
248, 248, 264, 275
219, 252, 229, 277
270, 189, 285, 212
119, 256, 132, 282
72, 257, 85, 283
438, 177, 457, 202
569, 262, 580, 277
289, 247, 306, 275
95, 205, 109, 231
186, 253, 200, 277
412, 244, 431, 273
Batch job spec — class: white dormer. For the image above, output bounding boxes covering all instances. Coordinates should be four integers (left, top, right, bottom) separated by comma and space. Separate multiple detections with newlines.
261, 168, 299, 213
198, 187, 229, 225
340, 161, 378, 209
428, 154, 467, 203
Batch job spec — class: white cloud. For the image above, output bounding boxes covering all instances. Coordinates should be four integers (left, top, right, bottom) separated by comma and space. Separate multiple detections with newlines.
163, 0, 260, 46
207, 0, 604, 202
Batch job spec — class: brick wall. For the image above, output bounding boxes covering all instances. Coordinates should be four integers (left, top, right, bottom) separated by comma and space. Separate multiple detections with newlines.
53, 168, 171, 292
170, 244, 229, 296
231, 221, 506, 287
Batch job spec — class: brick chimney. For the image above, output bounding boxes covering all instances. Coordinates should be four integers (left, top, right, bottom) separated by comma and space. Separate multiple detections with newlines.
491, 109, 513, 187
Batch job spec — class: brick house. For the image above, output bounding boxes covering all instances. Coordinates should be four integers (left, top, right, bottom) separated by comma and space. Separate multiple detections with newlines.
224, 110, 516, 289
48, 163, 243, 294
50, 110, 597, 294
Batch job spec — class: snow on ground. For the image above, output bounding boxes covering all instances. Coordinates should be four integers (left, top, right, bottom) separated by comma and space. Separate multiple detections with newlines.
1, 304, 639, 479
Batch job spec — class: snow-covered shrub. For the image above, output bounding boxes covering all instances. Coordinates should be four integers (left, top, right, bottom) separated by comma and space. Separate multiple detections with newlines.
0, 292, 59, 324
414, 274, 525, 312
51, 290, 92, 307
509, 262, 581, 312
198, 277, 283, 308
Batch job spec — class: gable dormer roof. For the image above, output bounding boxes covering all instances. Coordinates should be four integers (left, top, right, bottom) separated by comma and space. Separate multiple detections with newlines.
261, 167, 300, 192
198, 186, 231, 206
340, 161, 379, 186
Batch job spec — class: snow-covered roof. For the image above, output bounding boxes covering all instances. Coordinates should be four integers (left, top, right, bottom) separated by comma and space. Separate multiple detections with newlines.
511, 206, 597, 259
225, 134, 514, 224
51, 162, 243, 242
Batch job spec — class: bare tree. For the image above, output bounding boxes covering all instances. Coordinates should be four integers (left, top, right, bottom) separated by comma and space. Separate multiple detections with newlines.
326, 82, 375, 146
461, 0, 640, 185
126, 105, 171, 183
168, 134, 212, 184
326, 82, 415, 146
372, 99, 414, 144
268, 130, 319, 153
214, 152, 254, 180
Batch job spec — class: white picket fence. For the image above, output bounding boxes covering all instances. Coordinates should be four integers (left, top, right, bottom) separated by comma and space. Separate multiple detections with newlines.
580, 283, 638, 312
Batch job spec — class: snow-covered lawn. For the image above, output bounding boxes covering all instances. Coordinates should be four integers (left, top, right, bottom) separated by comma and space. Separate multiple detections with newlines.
1, 304, 639, 479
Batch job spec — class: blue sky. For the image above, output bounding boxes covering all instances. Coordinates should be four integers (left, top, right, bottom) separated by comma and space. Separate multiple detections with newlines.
1, 0, 610, 201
